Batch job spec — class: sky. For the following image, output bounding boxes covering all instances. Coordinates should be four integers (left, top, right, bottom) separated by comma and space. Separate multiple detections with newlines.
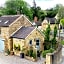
0, 0, 64, 10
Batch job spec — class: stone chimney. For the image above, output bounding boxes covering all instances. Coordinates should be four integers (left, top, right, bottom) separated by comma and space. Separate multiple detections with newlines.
34, 16, 38, 22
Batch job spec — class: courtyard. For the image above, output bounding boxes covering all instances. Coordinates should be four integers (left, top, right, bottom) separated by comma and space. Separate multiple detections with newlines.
0, 52, 45, 64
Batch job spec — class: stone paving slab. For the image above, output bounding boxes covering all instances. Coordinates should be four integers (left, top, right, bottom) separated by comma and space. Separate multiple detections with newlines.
0, 52, 45, 64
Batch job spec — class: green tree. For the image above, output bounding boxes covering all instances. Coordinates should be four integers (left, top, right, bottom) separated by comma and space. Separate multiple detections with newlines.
44, 24, 51, 50
38, 10, 47, 21
60, 19, 64, 31
57, 4, 64, 21
46, 8, 58, 18
60, 19, 64, 27
45, 24, 51, 42
54, 25, 57, 38
3, 0, 32, 20
51, 25, 57, 49
31, 6, 41, 20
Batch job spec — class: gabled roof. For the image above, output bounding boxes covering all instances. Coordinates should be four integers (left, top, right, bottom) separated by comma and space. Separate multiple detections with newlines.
11, 26, 35, 39
0, 15, 20, 27
44, 17, 58, 24
0, 15, 32, 27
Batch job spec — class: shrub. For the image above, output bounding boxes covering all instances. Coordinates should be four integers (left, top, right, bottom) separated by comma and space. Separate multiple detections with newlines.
14, 44, 17, 50
17, 44, 21, 51
61, 40, 64, 45
29, 49, 33, 57
14, 44, 21, 51
5, 49, 10, 55
26, 49, 37, 59
33, 52, 37, 59
49, 48, 54, 53
42, 48, 54, 58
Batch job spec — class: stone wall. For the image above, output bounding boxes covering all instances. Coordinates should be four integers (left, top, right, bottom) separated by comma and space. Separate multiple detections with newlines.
0, 15, 32, 51
46, 44, 62, 64
1, 27, 11, 50
12, 29, 44, 56
25, 29, 44, 51
9, 16, 32, 35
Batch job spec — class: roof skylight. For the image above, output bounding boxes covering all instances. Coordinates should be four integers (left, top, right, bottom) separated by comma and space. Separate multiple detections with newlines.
4, 20, 9, 24
0, 20, 2, 22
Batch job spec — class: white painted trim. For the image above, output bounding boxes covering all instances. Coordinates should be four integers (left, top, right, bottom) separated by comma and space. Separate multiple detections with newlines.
9, 15, 23, 27
25, 27, 36, 39
10, 26, 22, 37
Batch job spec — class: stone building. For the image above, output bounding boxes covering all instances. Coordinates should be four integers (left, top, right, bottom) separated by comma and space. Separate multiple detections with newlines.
0, 15, 32, 51
11, 26, 44, 56
42, 17, 58, 30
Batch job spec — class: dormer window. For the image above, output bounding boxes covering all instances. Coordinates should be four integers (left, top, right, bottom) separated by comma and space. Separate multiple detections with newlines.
4, 20, 9, 24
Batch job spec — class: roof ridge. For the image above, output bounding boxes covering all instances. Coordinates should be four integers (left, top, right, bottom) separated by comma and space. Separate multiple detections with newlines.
1, 15, 21, 17
10, 26, 23, 37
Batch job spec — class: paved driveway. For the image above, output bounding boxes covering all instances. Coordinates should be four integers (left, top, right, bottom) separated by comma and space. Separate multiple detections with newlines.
61, 47, 64, 64
0, 52, 45, 64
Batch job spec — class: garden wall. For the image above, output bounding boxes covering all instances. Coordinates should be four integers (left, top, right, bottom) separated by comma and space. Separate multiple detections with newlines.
46, 44, 62, 64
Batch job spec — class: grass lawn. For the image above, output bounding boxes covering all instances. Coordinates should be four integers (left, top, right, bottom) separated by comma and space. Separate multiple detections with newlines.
61, 40, 64, 45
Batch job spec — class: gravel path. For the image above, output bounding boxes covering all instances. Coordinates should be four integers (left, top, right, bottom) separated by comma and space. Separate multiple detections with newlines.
0, 52, 45, 64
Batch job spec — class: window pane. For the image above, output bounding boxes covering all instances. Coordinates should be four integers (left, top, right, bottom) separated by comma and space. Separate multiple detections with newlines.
36, 39, 39, 45
29, 40, 32, 45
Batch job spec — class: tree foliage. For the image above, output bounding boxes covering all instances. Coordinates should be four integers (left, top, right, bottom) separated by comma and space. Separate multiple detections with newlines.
57, 4, 64, 21
60, 19, 64, 27
54, 25, 57, 38
46, 7, 58, 18
0, 0, 59, 21
2, 0, 33, 20
44, 24, 57, 50
45, 24, 51, 42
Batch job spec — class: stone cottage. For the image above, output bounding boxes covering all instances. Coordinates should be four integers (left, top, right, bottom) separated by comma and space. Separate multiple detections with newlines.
0, 15, 32, 51
41, 17, 58, 30
11, 26, 44, 56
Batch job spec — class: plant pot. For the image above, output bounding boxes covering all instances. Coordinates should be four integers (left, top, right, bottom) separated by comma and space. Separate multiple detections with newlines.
10, 51, 14, 55
20, 53, 24, 58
